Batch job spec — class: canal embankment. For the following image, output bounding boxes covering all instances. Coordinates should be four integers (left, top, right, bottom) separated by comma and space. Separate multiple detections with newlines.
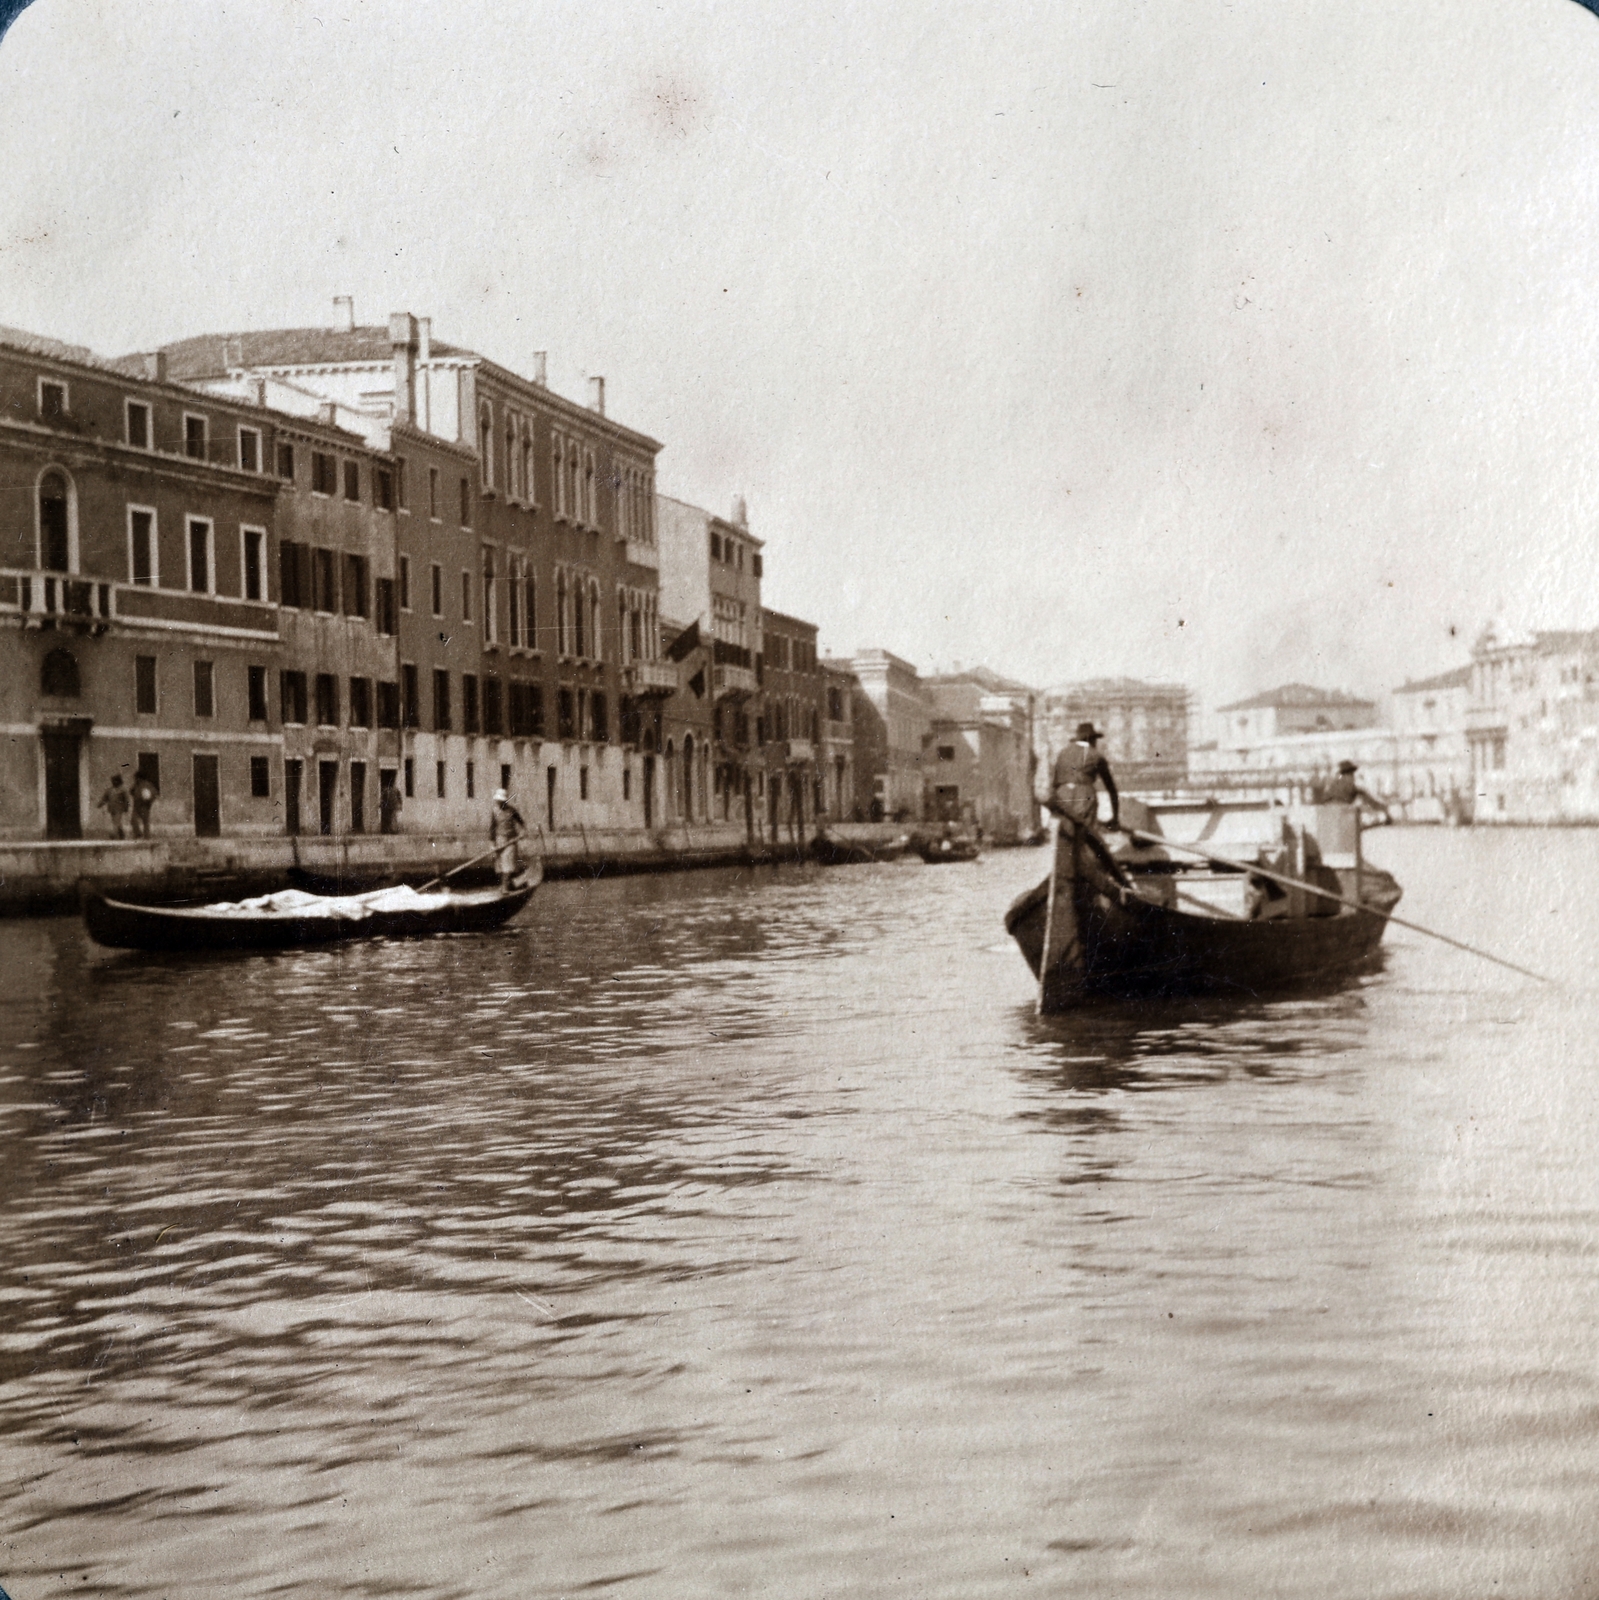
0, 822, 914, 914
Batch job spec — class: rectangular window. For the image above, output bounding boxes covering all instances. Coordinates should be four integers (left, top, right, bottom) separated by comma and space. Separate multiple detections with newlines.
137, 752, 161, 792
188, 519, 212, 593
710, 531, 722, 561
592, 691, 609, 744
752, 553, 763, 579
429, 467, 439, 519
248, 664, 268, 722
579, 765, 589, 801
374, 465, 394, 510
312, 547, 336, 612
348, 677, 372, 728
280, 670, 308, 724
402, 663, 419, 728
344, 460, 360, 502
135, 655, 157, 715
239, 427, 261, 473
482, 676, 504, 736
278, 539, 303, 607
558, 687, 575, 740
342, 554, 369, 618
395, 457, 408, 510
430, 562, 443, 617
249, 756, 270, 798
242, 528, 265, 601
466, 760, 475, 800
404, 757, 415, 798
435, 760, 446, 799
623, 767, 631, 801
193, 660, 215, 718
460, 476, 472, 526
184, 414, 207, 460
129, 508, 156, 586
399, 554, 411, 610
377, 680, 400, 729
482, 549, 497, 644
433, 668, 451, 731
375, 577, 397, 635
463, 673, 480, 734
315, 673, 338, 727
311, 451, 337, 496
547, 766, 557, 828
276, 441, 295, 480
461, 570, 473, 623
508, 560, 522, 647
500, 762, 512, 791
126, 401, 150, 449
350, 761, 366, 834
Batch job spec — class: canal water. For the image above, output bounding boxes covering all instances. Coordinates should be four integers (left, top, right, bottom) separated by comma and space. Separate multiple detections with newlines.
1, 829, 1597, 1599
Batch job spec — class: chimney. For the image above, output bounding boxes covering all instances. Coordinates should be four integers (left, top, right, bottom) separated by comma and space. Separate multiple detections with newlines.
388, 312, 418, 425
318, 400, 338, 426
418, 317, 432, 363
333, 295, 356, 332
731, 494, 748, 528
142, 352, 167, 384
532, 351, 548, 387
588, 375, 605, 416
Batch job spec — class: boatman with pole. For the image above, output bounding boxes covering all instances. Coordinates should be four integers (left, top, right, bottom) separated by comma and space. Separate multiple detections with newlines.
1037, 722, 1127, 1010
489, 788, 526, 893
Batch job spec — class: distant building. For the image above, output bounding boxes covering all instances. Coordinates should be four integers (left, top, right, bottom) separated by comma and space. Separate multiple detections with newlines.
656, 494, 763, 833
846, 648, 931, 821
1042, 679, 1189, 793
922, 668, 1037, 841
1213, 683, 1377, 750
1389, 665, 1472, 821
1467, 625, 1599, 823
759, 608, 823, 842
819, 661, 857, 820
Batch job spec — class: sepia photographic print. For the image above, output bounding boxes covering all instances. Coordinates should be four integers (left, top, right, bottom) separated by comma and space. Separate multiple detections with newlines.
3, 1, 1598, 1595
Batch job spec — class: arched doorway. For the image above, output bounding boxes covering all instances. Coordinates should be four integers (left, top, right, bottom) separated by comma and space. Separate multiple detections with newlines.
683, 736, 695, 821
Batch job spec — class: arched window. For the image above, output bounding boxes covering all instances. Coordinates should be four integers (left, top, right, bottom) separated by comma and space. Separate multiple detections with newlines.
568, 444, 581, 523
665, 739, 677, 817
521, 426, 533, 504
38, 469, 72, 572
479, 404, 494, 486
41, 646, 80, 697
683, 735, 695, 819
573, 575, 586, 658
588, 580, 602, 661
556, 570, 568, 656
505, 417, 516, 497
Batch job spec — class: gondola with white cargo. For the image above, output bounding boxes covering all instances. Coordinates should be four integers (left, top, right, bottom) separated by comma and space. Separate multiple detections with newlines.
1006, 800, 1401, 1011
82, 868, 539, 953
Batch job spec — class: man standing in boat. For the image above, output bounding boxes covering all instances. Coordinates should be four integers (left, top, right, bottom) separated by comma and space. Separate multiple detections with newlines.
1325, 760, 1392, 824
1038, 722, 1127, 997
489, 788, 526, 893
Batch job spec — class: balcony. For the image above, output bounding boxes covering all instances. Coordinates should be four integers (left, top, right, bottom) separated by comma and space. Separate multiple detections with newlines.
0, 569, 114, 631
625, 538, 659, 570
782, 739, 814, 764
714, 663, 758, 701
622, 659, 678, 697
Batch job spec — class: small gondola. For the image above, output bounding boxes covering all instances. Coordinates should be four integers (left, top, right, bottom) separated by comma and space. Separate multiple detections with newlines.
82, 872, 538, 953
808, 829, 908, 866
1008, 801, 1401, 1010
914, 833, 982, 864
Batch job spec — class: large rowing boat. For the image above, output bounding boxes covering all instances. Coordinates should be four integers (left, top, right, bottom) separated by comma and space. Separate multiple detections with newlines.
82, 870, 539, 953
1007, 801, 1401, 1011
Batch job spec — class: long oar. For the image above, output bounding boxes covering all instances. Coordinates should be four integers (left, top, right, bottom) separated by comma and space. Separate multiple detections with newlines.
418, 831, 527, 894
1129, 829, 1554, 986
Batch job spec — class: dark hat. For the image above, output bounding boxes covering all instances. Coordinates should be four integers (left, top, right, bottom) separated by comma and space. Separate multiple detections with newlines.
1074, 722, 1101, 743
1338, 759, 1358, 773
110, 774, 123, 785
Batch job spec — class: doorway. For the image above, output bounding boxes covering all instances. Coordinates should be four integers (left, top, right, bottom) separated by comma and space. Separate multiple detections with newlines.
192, 753, 220, 837
318, 761, 338, 835
41, 728, 82, 839
349, 761, 367, 834
643, 754, 655, 827
285, 759, 303, 836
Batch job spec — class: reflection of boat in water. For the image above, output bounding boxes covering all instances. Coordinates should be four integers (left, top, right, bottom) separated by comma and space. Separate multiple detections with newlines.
914, 831, 982, 864
1007, 800, 1401, 1011
83, 873, 538, 952
808, 829, 909, 866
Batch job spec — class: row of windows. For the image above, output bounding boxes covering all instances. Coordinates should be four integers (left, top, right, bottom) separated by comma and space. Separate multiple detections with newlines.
764, 633, 818, 674
710, 528, 761, 577
278, 540, 379, 621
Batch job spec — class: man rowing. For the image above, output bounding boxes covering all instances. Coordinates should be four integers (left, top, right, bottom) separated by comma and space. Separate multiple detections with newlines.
489, 788, 526, 892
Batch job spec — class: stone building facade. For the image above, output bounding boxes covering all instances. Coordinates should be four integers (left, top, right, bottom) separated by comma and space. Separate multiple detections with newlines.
1041, 678, 1189, 794
922, 669, 1037, 841
758, 608, 823, 842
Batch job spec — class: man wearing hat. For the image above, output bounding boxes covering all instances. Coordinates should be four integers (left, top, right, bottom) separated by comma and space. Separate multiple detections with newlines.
1325, 760, 1392, 823
489, 787, 526, 892
1039, 723, 1127, 990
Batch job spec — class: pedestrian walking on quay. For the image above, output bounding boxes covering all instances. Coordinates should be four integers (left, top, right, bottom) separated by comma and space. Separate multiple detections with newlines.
379, 775, 403, 834
128, 771, 159, 839
489, 787, 525, 892
97, 774, 130, 840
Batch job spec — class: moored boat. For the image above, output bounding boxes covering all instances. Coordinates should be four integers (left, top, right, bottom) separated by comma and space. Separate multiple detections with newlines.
914, 831, 982, 864
82, 871, 539, 953
808, 829, 909, 866
1008, 801, 1401, 1010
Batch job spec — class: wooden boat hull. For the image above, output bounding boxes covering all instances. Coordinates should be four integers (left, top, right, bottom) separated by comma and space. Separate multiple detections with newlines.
82, 882, 536, 953
808, 833, 906, 865
1006, 866, 1401, 1010
915, 840, 982, 864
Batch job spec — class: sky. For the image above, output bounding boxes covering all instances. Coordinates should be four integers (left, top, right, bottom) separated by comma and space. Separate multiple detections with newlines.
3, 0, 1599, 713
